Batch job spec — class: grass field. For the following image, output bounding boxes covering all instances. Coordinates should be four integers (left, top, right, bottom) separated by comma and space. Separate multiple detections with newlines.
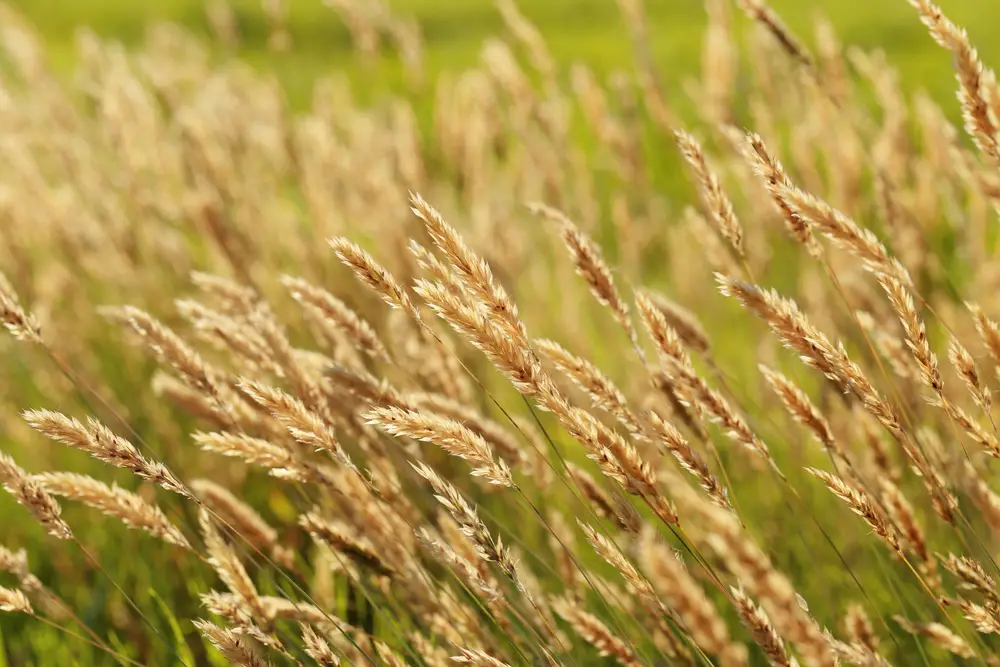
10, 0, 1000, 107
1, 0, 1000, 665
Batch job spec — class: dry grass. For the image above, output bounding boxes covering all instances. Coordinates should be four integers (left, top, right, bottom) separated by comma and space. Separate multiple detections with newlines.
3, 0, 1000, 665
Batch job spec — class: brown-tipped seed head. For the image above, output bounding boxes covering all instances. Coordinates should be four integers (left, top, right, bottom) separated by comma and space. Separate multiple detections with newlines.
729, 586, 792, 667
807, 468, 902, 554
0, 453, 73, 540
36, 472, 189, 549
0, 273, 43, 343
365, 405, 513, 487
674, 130, 745, 257
529, 202, 637, 343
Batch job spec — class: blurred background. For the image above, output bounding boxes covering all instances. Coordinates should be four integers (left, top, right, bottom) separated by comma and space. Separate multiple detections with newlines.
9, 0, 1000, 111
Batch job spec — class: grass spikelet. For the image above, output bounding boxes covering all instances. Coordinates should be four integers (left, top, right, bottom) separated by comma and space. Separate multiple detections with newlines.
152, 372, 231, 428
639, 289, 711, 355
529, 202, 637, 343
908, 0, 999, 159
247, 306, 332, 421
674, 130, 745, 257
685, 205, 741, 274
408, 239, 466, 295
495, 0, 555, 80
177, 300, 274, 372
718, 276, 904, 436
300, 510, 396, 576
300, 623, 341, 666
823, 631, 891, 667
451, 647, 512, 666
282, 274, 391, 362
191, 479, 292, 567
892, 615, 975, 658
0, 545, 63, 621
413, 278, 541, 396
35, 472, 190, 548
552, 596, 641, 667
566, 464, 641, 533
411, 192, 527, 344
939, 553, 997, 598
0, 546, 41, 594
776, 186, 912, 285
877, 273, 942, 395
193, 431, 317, 482
663, 353, 778, 472
969, 302, 1000, 371
742, 131, 822, 256
759, 365, 835, 452
364, 405, 514, 487
237, 379, 355, 470
729, 586, 791, 667
0, 587, 33, 615
328, 237, 421, 322
843, 604, 880, 654
806, 468, 902, 554
879, 480, 926, 561
200, 508, 265, 620
535, 338, 642, 437
645, 411, 731, 511
188, 272, 258, 315
584, 427, 677, 526
21, 410, 189, 496
194, 619, 272, 667
406, 393, 524, 466
410, 633, 452, 667
325, 363, 406, 408
735, 0, 813, 68
0, 453, 73, 540
881, 277, 1000, 458
704, 510, 835, 665
416, 527, 501, 601
954, 598, 1000, 635
880, 479, 936, 587
374, 641, 408, 667
636, 290, 687, 362
638, 530, 742, 665
205, 592, 354, 639
0, 271, 43, 343
964, 463, 1000, 532
103, 305, 219, 396
578, 522, 657, 605
411, 462, 520, 584
948, 338, 991, 411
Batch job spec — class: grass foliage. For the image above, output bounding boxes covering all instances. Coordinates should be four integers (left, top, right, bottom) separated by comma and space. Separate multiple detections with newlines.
2, 0, 1000, 665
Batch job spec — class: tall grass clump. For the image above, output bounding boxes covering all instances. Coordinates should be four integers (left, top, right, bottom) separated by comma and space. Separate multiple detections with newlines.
2, 0, 1000, 664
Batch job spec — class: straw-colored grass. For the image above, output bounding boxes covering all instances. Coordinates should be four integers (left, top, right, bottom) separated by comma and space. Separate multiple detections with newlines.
4, 0, 1000, 665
